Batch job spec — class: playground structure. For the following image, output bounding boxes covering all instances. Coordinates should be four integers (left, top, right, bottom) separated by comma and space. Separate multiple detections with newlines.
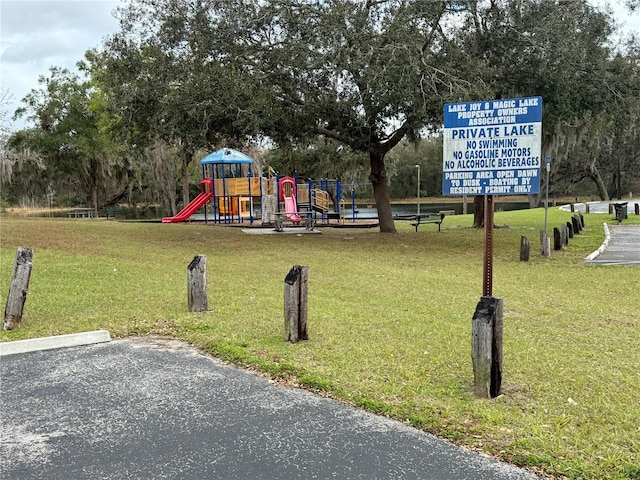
162, 148, 365, 227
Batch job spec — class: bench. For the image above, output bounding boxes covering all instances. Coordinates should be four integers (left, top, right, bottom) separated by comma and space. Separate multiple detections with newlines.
409, 213, 445, 232
103, 206, 128, 219
274, 211, 314, 232
68, 209, 94, 218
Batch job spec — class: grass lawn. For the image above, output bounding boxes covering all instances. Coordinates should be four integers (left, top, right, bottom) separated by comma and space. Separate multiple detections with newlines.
1, 208, 639, 479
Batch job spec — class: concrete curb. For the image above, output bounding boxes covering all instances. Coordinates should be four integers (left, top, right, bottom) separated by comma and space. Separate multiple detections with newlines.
585, 223, 610, 261
0, 330, 111, 357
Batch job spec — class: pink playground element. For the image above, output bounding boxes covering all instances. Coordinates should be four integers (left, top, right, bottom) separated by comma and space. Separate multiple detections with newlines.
279, 177, 301, 223
162, 180, 213, 223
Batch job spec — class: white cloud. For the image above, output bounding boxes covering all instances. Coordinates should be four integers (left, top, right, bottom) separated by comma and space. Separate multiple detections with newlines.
1, 0, 120, 129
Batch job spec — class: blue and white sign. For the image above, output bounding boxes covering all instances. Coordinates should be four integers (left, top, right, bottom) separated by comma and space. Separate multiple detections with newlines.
442, 97, 542, 196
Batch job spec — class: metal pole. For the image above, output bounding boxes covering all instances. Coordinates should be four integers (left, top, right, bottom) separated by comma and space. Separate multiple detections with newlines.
544, 155, 550, 234
415, 164, 420, 217
482, 195, 494, 297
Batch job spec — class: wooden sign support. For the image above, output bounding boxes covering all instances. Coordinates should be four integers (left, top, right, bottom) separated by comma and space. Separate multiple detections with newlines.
4, 247, 34, 331
473, 196, 504, 398
472, 296, 503, 399
284, 265, 308, 343
187, 255, 208, 312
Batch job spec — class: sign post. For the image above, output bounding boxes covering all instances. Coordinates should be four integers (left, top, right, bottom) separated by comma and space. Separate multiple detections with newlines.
482, 195, 494, 297
442, 96, 542, 398
544, 155, 551, 235
415, 164, 421, 217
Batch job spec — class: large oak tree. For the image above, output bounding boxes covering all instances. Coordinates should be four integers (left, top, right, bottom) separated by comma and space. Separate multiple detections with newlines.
95, 0, 477, 232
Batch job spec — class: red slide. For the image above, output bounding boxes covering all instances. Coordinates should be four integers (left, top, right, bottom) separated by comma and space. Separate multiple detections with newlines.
162, 192, 213, 223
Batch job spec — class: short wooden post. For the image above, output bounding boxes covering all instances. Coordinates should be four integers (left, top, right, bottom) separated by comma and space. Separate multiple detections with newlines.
570, 203, 575, 213
519, 236, 530, 262
187, 255, 208, 312
284, 265, 308, 343
585, 203, 590, 214
4, 247, 34, 331
562, 224, 569, 246
472, 296, 503, 399
567, 221, 574, 239
635, 203, 639, 216
579, 213, 585, 228
540, 231, 550, 258
571, 215, 581, 234
609, 203, 614, 215
553, 227, 562, 251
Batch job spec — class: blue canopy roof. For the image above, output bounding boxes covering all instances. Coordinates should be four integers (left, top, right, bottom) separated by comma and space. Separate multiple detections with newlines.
199, 148, 253, 165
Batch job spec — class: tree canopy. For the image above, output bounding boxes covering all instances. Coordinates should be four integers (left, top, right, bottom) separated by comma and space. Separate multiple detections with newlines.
3, 0, 639, 226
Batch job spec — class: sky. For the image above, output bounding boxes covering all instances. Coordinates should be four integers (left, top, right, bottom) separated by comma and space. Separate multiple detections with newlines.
1, 0, 120, 130
1, 0, 639, 132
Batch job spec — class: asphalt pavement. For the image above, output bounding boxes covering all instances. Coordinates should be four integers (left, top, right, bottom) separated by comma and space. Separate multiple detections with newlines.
558, 200, 640, 265
1, 336, 539, 480
584, 224, 640, 265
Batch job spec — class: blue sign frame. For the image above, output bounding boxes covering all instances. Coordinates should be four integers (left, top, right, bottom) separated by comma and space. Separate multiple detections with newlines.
442, 97, 542, 196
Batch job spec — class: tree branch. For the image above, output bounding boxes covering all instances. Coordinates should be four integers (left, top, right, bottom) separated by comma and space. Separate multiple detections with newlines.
316, 126, 357, 148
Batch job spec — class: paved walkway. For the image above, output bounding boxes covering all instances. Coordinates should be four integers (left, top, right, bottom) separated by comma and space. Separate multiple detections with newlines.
560, 199, 640, 215
1, 336, 539, 480
584, 224, 640, 265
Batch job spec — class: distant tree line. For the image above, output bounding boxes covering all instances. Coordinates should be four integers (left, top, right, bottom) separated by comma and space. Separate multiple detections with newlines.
1, 0, 639, 231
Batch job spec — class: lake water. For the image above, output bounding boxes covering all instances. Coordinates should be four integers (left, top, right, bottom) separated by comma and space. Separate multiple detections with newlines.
35, 201, 530, 221
346, 202, 530, 219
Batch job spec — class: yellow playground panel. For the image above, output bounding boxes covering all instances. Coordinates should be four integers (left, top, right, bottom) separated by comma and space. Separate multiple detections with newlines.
214, 177, 261, 217
213, 177, 261, 196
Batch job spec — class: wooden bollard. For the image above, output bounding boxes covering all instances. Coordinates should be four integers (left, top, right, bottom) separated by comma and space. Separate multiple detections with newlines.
609, 203, 614, 215
187, 255, 207, 312
553, 227, 562, 251
284, 265, 308, 343
4, 247, 34, 330
572, 215, 581, 234
566, 221, 574, 239
519, 236, 530, 262
540, 230, 550, 258
472, 296, 503, 399
570, 203, 575, 213
562, 224, 569, 246
635, 203, 639, 216
579, 213, 585, 228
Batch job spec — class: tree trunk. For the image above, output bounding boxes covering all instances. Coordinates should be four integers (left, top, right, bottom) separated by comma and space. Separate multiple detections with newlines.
589, 163, 609, 201
92, 184, 99, 217
527, 193, 540, 208
472, 196, 484, 228
182, 155, 190, 208
369, 150, 396, 233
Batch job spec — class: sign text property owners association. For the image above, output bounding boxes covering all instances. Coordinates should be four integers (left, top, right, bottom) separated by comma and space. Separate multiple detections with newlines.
442, 97, 542, 196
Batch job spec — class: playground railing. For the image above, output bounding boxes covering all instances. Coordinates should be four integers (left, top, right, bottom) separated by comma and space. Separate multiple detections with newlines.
311, 189, 329, 214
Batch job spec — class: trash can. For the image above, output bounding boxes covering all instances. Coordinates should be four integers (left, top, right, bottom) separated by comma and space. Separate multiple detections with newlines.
613, 202, 628, 222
